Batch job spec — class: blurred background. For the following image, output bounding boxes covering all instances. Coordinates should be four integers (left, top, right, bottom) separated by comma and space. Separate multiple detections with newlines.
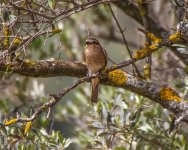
0, 0, 188, 149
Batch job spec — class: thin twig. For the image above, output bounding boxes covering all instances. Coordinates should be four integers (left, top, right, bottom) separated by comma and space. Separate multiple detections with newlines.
108, 3, 142, 77
10, 1, 52, 20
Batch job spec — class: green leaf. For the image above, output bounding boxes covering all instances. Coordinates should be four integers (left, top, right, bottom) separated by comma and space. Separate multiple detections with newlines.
177, 48, 188, 54
97, 131, 110, 137
57, 131, 64, 143
0, 99, 8, 112
88, 122, 104, 129
172, 44, 188, 48
48, 0, 56, 9
138, 123, 153, 132
0, 125, 7, 135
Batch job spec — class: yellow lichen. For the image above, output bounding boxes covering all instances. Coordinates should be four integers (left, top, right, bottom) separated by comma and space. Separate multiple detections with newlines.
133, 45, 157, 60
52, 28, 62, 33
133, 32, 161, 60
3, 25, 10, 47
24, 59, 35, 66
144, 64, 150, 80
148, 44, 158, 50
4, 119, 17, 126
13, 37, 22, 45
134, 43, 159, 60
24, 121, 32, 135
108, 69, 127, 85
146, 32, 162, 43
160, 88, 182, 102
134, 47, 149, 60
169, 32, 181, 42
4, 38, 9, 48
3, 25, 9, 36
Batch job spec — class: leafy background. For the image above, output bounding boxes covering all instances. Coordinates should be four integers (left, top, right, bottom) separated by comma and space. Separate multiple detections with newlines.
0, 0, 188, 149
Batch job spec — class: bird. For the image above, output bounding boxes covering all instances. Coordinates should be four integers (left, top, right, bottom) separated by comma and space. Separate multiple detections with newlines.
84, 37, 107, 103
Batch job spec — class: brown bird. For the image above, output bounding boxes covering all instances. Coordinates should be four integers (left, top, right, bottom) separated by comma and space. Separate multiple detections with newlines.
84, 37, 107, 103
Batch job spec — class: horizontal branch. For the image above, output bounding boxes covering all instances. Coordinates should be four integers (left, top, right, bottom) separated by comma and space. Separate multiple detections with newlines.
4, 67, 188, 126
3, 30, 188, 127
0, 54, 87, 78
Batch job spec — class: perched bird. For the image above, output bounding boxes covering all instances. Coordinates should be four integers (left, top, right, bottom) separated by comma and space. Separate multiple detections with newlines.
84, 37, 107, 103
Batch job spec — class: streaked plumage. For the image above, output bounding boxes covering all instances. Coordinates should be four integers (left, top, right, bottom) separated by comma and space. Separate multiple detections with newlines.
84, 37, 107, 103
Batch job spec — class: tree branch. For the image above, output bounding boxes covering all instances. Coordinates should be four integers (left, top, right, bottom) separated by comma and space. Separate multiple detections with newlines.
114, 0, 188, 66
0, 56, 87, 78
4, 67, 188, 125
3, 27, 188, 127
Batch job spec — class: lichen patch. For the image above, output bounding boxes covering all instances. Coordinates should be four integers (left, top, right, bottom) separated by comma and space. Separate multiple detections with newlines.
108, 70, 127, 85
160, 88, 182, 102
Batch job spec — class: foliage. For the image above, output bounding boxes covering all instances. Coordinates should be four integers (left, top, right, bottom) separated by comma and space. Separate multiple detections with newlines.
0, 0, 188, 149
1, 83, 188, 149
0, 125, 71, 149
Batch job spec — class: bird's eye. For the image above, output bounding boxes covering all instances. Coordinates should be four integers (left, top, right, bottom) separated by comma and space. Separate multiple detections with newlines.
86, 41, 90, 45
93, 41, 97, 44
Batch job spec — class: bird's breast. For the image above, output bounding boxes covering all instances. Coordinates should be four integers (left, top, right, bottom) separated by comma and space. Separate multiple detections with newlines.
85, 45, 107, 73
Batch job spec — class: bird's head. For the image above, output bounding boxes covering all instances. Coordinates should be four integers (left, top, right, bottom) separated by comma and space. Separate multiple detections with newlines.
85, 37, 100, 46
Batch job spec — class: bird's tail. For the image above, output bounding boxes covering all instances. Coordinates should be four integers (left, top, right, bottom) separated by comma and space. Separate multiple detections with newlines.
91, 78, 99, 103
